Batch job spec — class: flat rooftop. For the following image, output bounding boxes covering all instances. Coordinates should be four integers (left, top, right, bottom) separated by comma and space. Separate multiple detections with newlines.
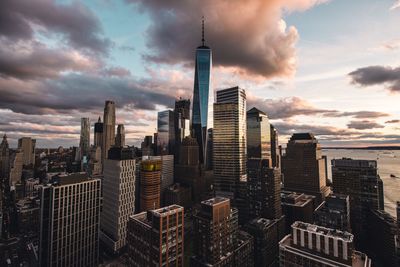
152, 205, 184, 216
201, 197, 230, 206
281, 191, 315, 207
51, 172, 91, 186
293, 221, 353, 242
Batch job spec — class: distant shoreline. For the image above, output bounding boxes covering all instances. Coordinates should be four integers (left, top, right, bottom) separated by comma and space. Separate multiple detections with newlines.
323, 146, 400, 150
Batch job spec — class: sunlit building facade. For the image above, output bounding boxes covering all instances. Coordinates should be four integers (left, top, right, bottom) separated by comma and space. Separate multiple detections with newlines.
247, 107, 271, 163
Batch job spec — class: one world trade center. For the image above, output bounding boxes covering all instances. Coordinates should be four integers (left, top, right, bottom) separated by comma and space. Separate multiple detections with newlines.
192, 18, 213, 166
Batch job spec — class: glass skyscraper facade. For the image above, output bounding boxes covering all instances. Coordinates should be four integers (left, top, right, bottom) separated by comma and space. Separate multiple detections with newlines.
192, 42, 213, 166
157, 110, 175, 155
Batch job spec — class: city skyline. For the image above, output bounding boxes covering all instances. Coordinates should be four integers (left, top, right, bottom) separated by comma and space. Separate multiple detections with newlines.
2, 0, 400, 148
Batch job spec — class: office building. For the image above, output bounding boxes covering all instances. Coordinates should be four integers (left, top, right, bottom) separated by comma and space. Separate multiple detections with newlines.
141, 135, 154, 156
281, 190, 315, 233
191, 197, 254, 267
79, 118, 90, 158
9, 149, 23, 186
157, 110, 176, 155
270, 124, 280, 168
247, 107, 271, 163
143, 155, 174, 205
332, 158, 383, 249
39, 173, 101, 267
192, 19, 213, 166
279, 222, 371, 267
0, 134, 9, 181
88, 146, 102, 176
94, 116, 103, 148
282, 133, 330, 204
247, 158, 282, 220
102, 100, 116, 163
191, 197, 237, 266
174, 98, 190, 164
175, 136, 205, 203
314, 194, 351, 232
244, 217, 284, 267
164, 183, 192, 208
140, 159, 162, 211
367, 209, 399, 267
18, 137, 36, 167
115, 124, 125, 147
16, 197, 40, 236
213, 86, 247, 198
101, 147, 136, 253
127, 205, 184, 267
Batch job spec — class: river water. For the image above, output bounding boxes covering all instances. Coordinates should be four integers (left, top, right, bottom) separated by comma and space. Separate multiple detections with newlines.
323, 149, 400, 217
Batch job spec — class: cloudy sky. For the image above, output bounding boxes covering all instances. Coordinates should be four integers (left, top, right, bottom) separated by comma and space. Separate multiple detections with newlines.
1, 0, 400, 148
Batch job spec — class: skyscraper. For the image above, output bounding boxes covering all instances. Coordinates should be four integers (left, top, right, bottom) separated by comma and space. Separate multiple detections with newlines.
279, 221, 371, 267
17, 137, 36, 166
140, 159, 162, 211
332, 158, 383, 250
39, 173, 101, 267
213, 86, 247, 198
79, 117, 90, 158
270, 124, 280, 168
314, 194, 351, 232
157, 110, 175, 155
102, 100, 116, 163
127, 205, 185, 267
282, 133, 330, 204
191, 197, 254, 267
192, 18, 213, 166
115, 124, 125, 147
174, 98, 191, 163
247, 107, 271, 163
101, 147, 136, 253
9, 149, 23, 186
247, 158, 282, 220
94, 116, 103, 148
0, 134, 10, 181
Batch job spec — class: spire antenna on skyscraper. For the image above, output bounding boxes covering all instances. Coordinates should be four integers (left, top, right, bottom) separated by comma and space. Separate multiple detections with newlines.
202, 16, 205, 46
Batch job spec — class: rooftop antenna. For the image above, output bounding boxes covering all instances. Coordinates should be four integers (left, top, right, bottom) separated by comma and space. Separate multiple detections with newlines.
202, 16, 205, 46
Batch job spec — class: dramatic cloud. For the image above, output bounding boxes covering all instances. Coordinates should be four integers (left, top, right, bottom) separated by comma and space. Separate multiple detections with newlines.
385, 119, 400, 124
347, 120, 385, 130
349, 65, 400, 92
0, 0, 111, 55
0, 40, 101, 80
129, 0, 327, 78
247, 95, 389, 120
0, 74, 176, 115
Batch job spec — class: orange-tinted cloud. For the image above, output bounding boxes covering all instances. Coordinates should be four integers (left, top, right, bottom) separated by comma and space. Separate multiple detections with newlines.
130, 0, 327, 78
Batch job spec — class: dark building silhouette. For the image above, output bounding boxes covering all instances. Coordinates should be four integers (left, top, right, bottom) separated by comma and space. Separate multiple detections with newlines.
174, 98, 191, 164
332, 158, 383, 250
164, 183, 192, 208
175, 136, 205, 203
244, 217, 284, 267
367, 209, 399, 267
157, 110, 176, 156
281, 190, 315, 233
314, 194, 351, 232
127, 205, 184, 267
282, 133, 330, 204
39, 173, 101, 267
279, 221, 371, 267
270, 124, 280, 168
141, 135, 154, 156
94, 116, 103, 148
